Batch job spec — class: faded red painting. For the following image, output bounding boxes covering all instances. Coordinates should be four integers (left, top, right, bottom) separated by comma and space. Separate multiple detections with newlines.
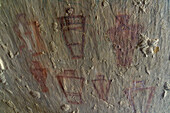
13, 13, 47, 56
13, 13, 34, 54
56, 70, 85, 104
13, 14, 49, 93
107, 14, 143, 67
125, 81, 156, 113
30, 21, 47, 56
30, 61, 49, 92
92, 75, 112, 101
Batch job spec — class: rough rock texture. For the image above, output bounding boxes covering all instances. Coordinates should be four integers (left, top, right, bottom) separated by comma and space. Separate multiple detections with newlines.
0, 0, 169, 113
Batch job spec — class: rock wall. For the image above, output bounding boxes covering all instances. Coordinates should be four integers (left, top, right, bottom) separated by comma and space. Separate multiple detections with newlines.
0, 0, 169, 113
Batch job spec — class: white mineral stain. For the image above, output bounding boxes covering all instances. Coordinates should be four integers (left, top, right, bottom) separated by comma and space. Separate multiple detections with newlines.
138, 34, 159, 57
164, 82, 170, 90
50, 41, 57, 53
8, 51, 14, 58
0, 72, 6, 85
61, 104, 70, 111
30, 24, 37, 49
26, 106, 33, 113
101, 0, 109, 7
29, 90, 41, 99
92, 104, 97, 110
71, 108, 79, 113
0, 40, 15, 58
18, 23, 33, 51
25, 82, 41, 99
50, 57, 57, 69
5, 89, 13, 95
0, 57, 5, 70
14, 51, 19, 57
0, 40, 8, 52
145, 66, 150, 75
2, 99, 19, 113
53, 22, 58, 32
133, 0, 150, 13
66, 7, 74, 15
15, 76, 22, 83
162, 90, 167, 98
95, 15, 99, 20
94, 68, 98, 75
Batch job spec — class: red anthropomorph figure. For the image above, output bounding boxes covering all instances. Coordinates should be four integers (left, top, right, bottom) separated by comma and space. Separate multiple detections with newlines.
108, 14, 143, 67
13, 14, 47, 56
30, 61, 49, 92
14, 14, 49, 93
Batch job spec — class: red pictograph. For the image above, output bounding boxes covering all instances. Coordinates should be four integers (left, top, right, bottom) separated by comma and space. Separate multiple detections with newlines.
92, 75, 112, 101
13, 13, 34, 54
56, 70, 85, 104
107, 14, 143, 67
58, 8, 86, 59
13, 13, 47, 56
30, 21, 47, 56
30, 61, 49, 92
124, 81, 156, 113
13, 14, 49, 93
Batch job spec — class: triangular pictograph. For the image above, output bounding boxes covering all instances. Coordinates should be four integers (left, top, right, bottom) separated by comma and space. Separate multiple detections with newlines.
57, 8, 86, 59
56, 70, 85, 104
125, 81, 156, 113
107, 14, 143, 67
92, 75, 112, 101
